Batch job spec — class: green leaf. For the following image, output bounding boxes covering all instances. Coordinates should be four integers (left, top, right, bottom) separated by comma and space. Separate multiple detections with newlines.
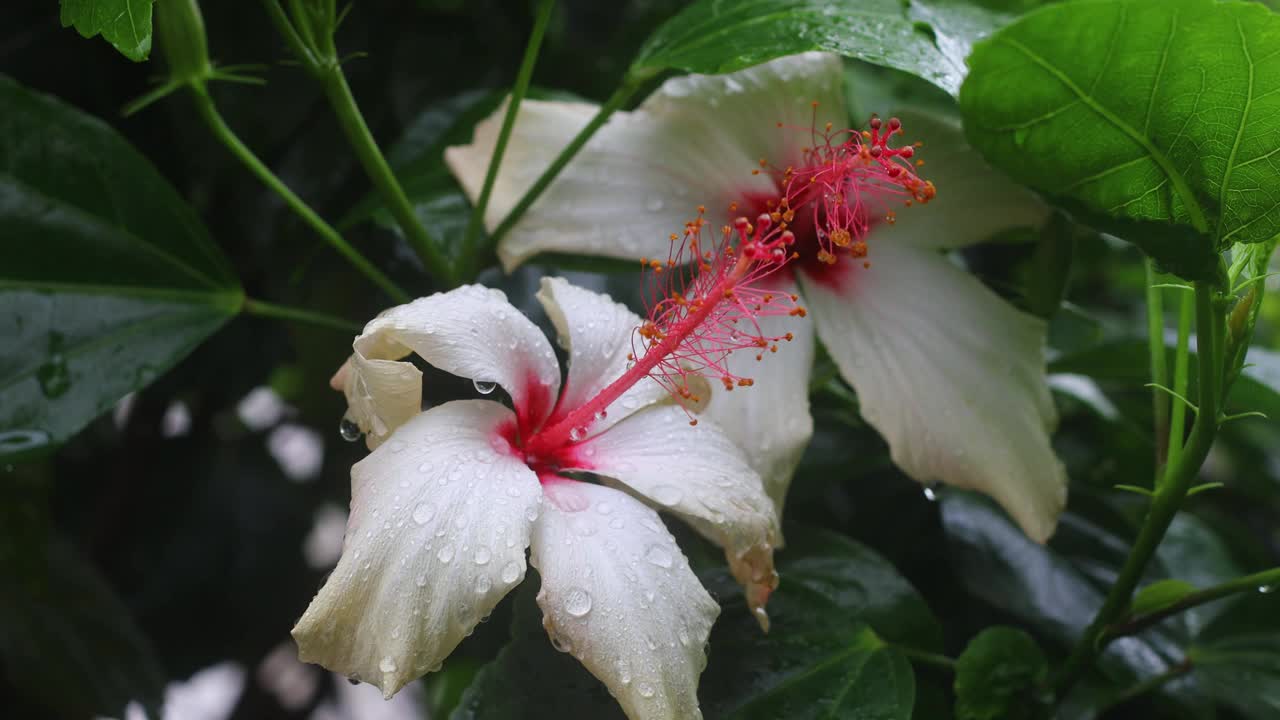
59, 0, 155, 62
453, 526, 927, 719
0, 76, 241, 460
1130, 579, 1198, 617
960, 0, 1280, 280
0, 538, 165, 718
1192, 633, 1280, 719
631, 0, 1020, 96
953, 627, 1048, 720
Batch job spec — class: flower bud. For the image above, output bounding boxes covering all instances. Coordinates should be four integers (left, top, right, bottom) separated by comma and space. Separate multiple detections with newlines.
155, 0, 213, 86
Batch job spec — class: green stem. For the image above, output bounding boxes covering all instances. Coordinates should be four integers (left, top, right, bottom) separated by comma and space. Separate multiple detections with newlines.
895, 646, 957, 672
488, 77, 644, 248
243, 297, 361, 332
188, 85, 409, 303
1097, 660, 1192, 713
459, 0, 555, 280
1165, 289, 1195, 472
319, 68, 456, 285
1145, 260, 1169, 466
1107, 567, 1280, 640
1053, 282, 1222, 701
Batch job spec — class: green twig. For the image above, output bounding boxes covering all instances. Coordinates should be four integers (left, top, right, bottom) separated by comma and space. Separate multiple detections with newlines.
1145, 260, 1169, 467
1053, 282, 1223, 701
188, 86, 409, 303
1165, 289, 1195, 472
1105, 567, 1280, 640
894, 646, 957, 672
488, 77, 645, 249
1097, 660, 1192, 713
243, 298, 361, 332
459, 0, 556, 280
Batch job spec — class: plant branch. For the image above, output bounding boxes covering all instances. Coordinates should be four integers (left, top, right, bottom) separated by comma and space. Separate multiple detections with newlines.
1106, 567, 1280, 640
894, 646, 957, 672
318, 68, 455, 285
1165, 288, 1195, 471
1097, 659, 1192, 714
1145, 260, 1169, 466
1053, 282, 1223, 701
487, 76, 645, 248
459, 0, 555, 280
188, 85, 409, 303
243, 298, 361, 332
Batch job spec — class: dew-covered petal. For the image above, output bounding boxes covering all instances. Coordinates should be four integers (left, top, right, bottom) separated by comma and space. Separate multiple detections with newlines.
530, 480, 718, 720
292, 400, 542, 698
569, 405, 780, 625
701, 278, 815, 521
880, 110, 1049, 250
799, 242, 1067, 542
535, 276, 667, 435
444, 52, 845, 272
339, 285, 560, 448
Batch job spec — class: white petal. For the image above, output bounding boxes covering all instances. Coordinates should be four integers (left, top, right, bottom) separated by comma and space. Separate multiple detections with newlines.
530, 480, 718, 720
340, 285, 561, 447
701, 278, 815, 518
569, 405, 780, 624
883, 110, 1049, 249
292, 400, 543, 697
535, 276, 668, 435
799, 242, 1067, 542
444, 52, 845, 271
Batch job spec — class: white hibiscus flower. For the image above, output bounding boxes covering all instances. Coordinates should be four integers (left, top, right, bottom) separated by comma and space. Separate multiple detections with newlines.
446, 51, 1067, 542
295, 268, 797, 719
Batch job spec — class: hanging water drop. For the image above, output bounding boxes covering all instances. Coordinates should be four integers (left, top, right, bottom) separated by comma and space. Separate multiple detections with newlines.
338, 416, 362, 442
922, 484, 939, 502
473, 379, 498, 395
1260, 584, 1276, 594
565, 587, 593, 617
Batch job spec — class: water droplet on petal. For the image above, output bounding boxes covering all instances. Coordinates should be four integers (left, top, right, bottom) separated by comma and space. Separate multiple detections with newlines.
564, 587, 592, 617
568, 426, 586, 442
473, 547, 491, 565
644, 544, 673, 568
413, 503, 435, 525
501, 561, 522, 584
379, 657, 397, 673
475, 575, 492, 594
638, 682, 655, 698
338, 416, 362, 442
473, 379, 497, 395
436, 545, 455, 564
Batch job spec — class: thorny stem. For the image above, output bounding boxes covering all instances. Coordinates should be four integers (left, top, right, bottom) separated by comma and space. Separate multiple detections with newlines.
188, 85, 409, 303
1105, 567, 1280, 640
1053, 282, 1223, 701
459, 0, 556, 280
488, 76, 645, 248
243, 298, 361, 332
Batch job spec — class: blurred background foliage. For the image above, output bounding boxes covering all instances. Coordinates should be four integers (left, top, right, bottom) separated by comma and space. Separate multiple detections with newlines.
1, 1, 1278, 719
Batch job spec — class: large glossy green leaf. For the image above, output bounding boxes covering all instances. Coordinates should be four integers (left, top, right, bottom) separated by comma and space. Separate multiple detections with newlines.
953, 627, 1048, 720
0, 538, 165, 718
0, 76, 241, 460
960, 0, 1280, 280
59, 0, 155, 62
453, 526, 927, 719
631, 0, 1019, 96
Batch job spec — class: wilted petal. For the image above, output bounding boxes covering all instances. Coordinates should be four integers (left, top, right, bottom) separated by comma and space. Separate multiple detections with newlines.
570, 405, 780, 625
292, 401, 542, 697
535, 276, 667, 436
531, 480, 718, 720
444, 52, 845, 271
800, 242, 1067, 542
340, 285, 561, 447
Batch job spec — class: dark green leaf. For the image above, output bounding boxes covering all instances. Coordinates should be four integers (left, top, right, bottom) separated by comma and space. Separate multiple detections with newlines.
960, 0, 1280, 280
59, 0, 155, 62
0, 76, 241, 460
453, 526, 926, 719
0, 538, 165, 718
1192, 633, 1280, 719
632, 0, 1019, 96
953, 627, 1048, 720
